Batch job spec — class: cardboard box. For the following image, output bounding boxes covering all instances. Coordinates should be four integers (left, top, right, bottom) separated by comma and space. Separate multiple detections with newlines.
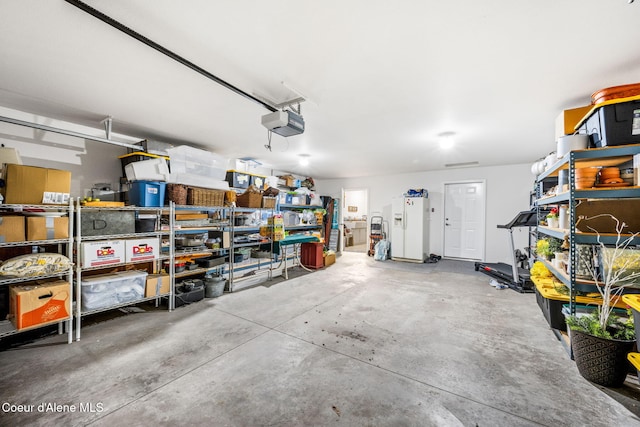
2, 164, 71, 205
9, 280, 70, 330
80, 240, 126, 268
208, 230, 230, 249
145, 273, 170, 297
324, 251, 336, 267
0, 216, 25, 243
555, 105, 592, 140
575, 199, 640, 234
125, 237, 160, 263
26, 216, 68, 240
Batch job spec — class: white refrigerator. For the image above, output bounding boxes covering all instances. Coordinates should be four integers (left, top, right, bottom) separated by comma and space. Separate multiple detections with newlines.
391, 197, 430, 262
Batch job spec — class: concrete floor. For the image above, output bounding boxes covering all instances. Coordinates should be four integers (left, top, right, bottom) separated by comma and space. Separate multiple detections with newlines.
1, 252, 640, 426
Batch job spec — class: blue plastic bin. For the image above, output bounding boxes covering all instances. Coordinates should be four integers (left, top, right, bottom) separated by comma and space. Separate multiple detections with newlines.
129, 181, 166, 207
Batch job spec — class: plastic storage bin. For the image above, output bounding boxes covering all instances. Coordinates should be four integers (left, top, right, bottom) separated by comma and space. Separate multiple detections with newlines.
225, 170, 251, 189
81, 270, 148, 312
124, 158, 170, 182
166, 145, 228, 180
129, 181, 166, 207
578, 98, 640, 147
119, 152, 169, 177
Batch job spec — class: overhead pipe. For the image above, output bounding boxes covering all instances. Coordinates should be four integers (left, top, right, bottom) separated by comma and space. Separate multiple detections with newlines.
0, 115, 143, 150
64, 0, 277, 112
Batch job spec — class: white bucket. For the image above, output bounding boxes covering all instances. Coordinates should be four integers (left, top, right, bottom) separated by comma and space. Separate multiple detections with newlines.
557, 135, 589, 158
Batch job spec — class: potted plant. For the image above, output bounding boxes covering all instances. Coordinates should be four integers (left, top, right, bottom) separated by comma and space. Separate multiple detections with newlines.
536, 237, 563, 260
546, 207, 560, 228
566, 214, 640, 387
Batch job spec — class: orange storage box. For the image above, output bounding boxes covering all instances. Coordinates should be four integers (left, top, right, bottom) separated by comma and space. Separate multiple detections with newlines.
9, 280, 71, 330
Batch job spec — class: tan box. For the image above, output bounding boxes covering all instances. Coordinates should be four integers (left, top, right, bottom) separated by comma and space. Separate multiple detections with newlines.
2, 164, 71, 205
0, 216, 25, 242
9, 280, 71, 330
555, 105, 593, 139
145, 273, 170, 297
575, 199, 640, 234
324, 251, 336, 267
26, 216, 68, 240
208, 231, 230, 249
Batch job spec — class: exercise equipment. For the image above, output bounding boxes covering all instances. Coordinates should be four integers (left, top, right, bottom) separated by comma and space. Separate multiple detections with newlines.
474, 210, 541, 293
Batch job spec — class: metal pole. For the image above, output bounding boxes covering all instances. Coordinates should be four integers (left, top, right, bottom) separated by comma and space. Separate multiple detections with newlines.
0, 115, 142, 150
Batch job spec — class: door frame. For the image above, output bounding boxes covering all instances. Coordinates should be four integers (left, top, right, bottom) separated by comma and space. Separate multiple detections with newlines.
341, 187, 369, 253
442, 180, 487, 261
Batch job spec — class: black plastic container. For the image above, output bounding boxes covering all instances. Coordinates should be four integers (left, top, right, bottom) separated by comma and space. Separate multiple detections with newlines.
578, 99, 640, 147
194, 255, 226, 268
535, 286, 567, 331
174, 285, 204, 307
225, 171, 250, 189
135, 218, 156, 232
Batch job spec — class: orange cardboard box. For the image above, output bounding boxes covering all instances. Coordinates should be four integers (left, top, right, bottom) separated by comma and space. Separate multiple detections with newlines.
26, 216, 69, 240
9, 280, 71, 330
0, 216, 25, 243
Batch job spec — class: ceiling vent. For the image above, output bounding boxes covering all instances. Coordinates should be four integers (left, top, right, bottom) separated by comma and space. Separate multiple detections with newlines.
444, 161, 479, 168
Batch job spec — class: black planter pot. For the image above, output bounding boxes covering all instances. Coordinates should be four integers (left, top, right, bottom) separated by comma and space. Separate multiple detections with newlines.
571, 329, 635, 387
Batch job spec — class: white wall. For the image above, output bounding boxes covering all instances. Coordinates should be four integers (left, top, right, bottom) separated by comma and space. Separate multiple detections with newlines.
315, 163, 535, 264
0, 107, 136, 198
343, 189, 368, 220
0, 108, 535, 264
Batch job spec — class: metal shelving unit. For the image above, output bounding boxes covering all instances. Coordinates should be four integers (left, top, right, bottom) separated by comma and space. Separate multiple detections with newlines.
74, 201, 169, 341
535, 145, 640, 316
169, 203, 229, 296
0, 201, 74, 343
228, 205, 274, 292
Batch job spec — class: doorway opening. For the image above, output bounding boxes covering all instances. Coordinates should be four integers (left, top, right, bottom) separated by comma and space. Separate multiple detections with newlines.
342, 188, 369, 253
443, 181, 486, 261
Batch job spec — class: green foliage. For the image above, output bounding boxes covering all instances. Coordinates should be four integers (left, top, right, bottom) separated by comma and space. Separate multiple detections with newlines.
566, 308, 635, 340
536, 237, 563, 258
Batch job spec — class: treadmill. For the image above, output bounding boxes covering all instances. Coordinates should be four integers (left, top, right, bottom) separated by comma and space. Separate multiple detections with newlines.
474, 210, 542, 293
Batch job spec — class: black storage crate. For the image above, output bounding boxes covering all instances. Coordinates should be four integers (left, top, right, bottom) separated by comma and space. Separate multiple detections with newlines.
578, 99, 640, 147
535, 286, 567, 331
174, 285, 205, 307
225, 171, 250, 189
194, 255, 226, 268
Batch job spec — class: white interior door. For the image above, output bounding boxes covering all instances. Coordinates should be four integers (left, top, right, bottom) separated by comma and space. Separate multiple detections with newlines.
443, 182, 485, 260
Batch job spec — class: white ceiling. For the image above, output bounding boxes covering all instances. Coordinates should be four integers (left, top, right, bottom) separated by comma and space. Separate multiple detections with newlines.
1, 0, 640, 179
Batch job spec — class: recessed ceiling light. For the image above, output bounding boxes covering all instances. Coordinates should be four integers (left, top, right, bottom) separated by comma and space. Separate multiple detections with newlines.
299, 154, 310, 166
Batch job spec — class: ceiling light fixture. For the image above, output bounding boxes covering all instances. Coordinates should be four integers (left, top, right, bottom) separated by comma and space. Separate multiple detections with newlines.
299, 154, 310, 166
438, 131, 456, 149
